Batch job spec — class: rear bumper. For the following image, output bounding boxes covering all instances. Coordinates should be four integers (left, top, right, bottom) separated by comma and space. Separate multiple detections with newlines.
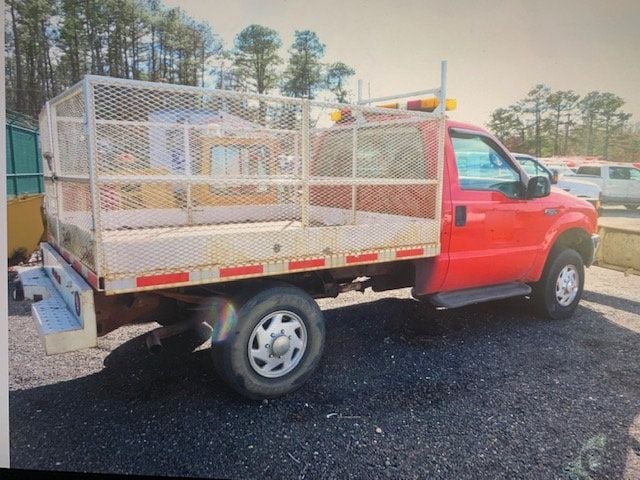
16, 243, 97, 355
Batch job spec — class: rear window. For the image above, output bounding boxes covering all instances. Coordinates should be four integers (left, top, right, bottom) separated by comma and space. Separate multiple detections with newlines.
577, 166, 601, 176
314, 125, 425, 179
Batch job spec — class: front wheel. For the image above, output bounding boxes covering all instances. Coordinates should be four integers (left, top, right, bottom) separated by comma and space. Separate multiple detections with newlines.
532, 248, 584, 320
211, 283, 325, 400
624, 204, 639, 210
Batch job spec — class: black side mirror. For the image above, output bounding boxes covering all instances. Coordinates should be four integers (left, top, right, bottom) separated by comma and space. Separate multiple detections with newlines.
526, 175, 551, 199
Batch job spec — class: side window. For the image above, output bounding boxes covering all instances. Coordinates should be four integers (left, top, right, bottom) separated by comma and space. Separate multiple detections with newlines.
610, 167, 631, 180
451, 132, 521, 197
577, 166, 601, 177
518, 158, 550, 179
630, 169, 640, 180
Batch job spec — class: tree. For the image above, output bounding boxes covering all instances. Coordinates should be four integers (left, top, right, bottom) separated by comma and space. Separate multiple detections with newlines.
487, 106, 524, 151
546, 90, 579, 155
578, 91, 602, 156
232, 24, 282, 94
325, 61, 355, 103
597, 93, 630, 160
518, 84, 550, 157
58, 0, 88, 84
282, 30, 325, 99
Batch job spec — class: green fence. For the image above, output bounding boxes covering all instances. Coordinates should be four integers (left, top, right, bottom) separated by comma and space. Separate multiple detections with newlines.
6, 117, 43, 198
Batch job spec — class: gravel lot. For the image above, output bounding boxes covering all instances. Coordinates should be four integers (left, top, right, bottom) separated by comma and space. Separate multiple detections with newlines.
8, 258, 640, 479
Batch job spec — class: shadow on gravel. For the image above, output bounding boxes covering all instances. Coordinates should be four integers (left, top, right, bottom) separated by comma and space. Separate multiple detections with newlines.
583, 289, 640, 316
10, 295, 640, 479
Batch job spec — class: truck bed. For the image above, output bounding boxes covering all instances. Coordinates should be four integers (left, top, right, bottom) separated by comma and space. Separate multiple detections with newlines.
56, 204, 439, 293
40, 76, 444, 294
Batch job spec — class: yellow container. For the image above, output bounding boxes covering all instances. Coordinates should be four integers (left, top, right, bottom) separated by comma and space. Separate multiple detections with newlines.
7, 194, 45, 263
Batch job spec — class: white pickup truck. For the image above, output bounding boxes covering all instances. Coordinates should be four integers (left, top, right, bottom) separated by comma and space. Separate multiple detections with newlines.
573, 164, 640, 210
513, 154, 601, 209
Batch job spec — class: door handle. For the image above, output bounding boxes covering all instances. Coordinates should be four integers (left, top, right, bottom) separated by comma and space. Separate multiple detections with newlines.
455, 205, 467, 227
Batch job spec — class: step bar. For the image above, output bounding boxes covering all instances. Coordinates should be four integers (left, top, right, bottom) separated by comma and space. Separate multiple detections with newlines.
428, 282, 532, 309
16, 243, 97, 355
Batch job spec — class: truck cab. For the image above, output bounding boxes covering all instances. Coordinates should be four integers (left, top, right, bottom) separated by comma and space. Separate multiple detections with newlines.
412, 122, 599, 310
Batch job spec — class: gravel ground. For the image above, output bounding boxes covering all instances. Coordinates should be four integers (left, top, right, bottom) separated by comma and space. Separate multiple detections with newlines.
7, 262, 640, 479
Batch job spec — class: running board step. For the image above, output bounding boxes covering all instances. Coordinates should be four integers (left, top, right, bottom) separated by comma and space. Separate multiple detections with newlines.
429, 282, 532, 309
16, 243, 98, 355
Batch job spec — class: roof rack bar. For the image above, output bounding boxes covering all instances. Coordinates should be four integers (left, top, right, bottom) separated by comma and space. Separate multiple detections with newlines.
356, 60, 447, 107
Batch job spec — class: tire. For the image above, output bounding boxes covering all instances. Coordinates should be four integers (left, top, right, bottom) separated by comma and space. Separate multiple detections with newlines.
624, 205, 639, 210
532, 248, 584, 320
211, 283, 325, 400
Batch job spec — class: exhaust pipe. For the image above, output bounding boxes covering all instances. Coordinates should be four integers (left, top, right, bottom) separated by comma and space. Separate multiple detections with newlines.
144, 316, 210, 354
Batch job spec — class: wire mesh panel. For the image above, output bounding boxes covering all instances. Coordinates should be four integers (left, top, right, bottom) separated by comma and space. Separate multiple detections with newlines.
41, 88, 97, 269
43, 76, 445, 290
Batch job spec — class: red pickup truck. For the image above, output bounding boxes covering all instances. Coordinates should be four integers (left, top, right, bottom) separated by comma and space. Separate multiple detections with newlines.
17, 67, 599, 400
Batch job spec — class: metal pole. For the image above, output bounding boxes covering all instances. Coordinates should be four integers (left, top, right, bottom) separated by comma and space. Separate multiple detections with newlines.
1, 12, 11, 465
439, 60, 448, 114
47, 102, 62, 246
183, 124, 193, 224
351, 124, 358, 224
34, 131, 43, 194
300, 101, 311, 227
7, 125, 17, 196
83, 77, 103, 277
434, 60, 447, 239
357, 79, 363, 105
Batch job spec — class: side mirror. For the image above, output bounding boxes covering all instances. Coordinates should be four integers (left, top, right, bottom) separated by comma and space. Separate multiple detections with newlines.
526, 175, 551, 199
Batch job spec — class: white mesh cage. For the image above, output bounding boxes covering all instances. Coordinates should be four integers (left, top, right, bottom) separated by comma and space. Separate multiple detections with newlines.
41, 76, 445, 292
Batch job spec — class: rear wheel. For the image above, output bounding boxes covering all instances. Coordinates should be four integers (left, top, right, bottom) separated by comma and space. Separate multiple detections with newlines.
532, 248, 584, 320
211, 283, 325, 400
624, 205, 639, 210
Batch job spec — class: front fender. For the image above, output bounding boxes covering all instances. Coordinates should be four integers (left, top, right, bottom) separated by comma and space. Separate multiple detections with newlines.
526, 211, 596, 282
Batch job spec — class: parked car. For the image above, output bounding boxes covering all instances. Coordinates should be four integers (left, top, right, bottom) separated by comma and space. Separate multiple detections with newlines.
513, 153, 601, 209
574, 164, 640, 209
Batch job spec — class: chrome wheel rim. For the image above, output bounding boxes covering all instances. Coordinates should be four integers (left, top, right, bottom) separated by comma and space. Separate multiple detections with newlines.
555, 264, 579, 307
248, 310, 307, 378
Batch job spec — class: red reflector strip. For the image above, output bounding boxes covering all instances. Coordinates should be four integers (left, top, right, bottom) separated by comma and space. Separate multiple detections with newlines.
72, 260, 82, 272
220, 264, 264, 278
136, 272, 189, 287
396, 247, 424, 258
289, 258, 325, 270
346, 252, 379, 264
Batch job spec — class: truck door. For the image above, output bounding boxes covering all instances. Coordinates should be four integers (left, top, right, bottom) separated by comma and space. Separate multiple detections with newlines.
604, 166, 632, 203
441, 129, 550, 291
609, 166, 640, 204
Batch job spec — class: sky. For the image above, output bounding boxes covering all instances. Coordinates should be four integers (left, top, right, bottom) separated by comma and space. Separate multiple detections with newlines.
164, 0, 640, 128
